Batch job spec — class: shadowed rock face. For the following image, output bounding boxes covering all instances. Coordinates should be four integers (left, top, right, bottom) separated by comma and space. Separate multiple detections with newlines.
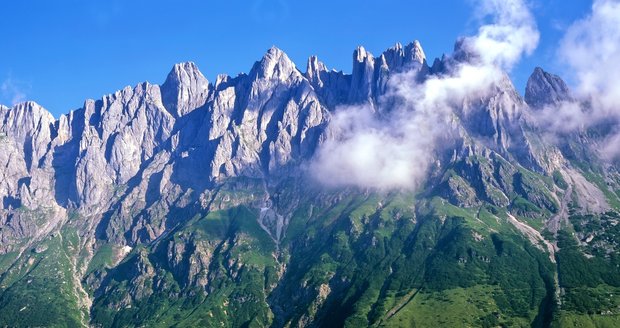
1, 42, 618, 328
0, 42, 546, 221
161, 61, 211, 118
0, 42, 579, 249
525, 67, 573, 108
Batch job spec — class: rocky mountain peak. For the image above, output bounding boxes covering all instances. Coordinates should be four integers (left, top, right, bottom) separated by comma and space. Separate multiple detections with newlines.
405, 40, 426, 64
2, 100, 52, 116
161, 61, 210, 117
250, 46, 300, 82
0, 101, 55, 140
214, 74, 231, 90
391, 42, 404, 52
167, 61, 203, 80
524, 67, 573, 108
379, 40, 427, 72
305, 56, 328, 86
451, 38, 479, 65
349, 46, 376, 103
353, 46, 374, 64
1, 38, 619, 328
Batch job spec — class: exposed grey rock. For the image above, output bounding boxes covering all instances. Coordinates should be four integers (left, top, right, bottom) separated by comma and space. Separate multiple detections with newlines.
525, 67, 573, 108
348, 41, 430, 105
1, 40, 620, 327
381, 40, 427, 72
0, 102, 56, 209
348, 46, 376, 104
0, 41, 580, 245
161, 62, 211, 117
305, 56, 350, 108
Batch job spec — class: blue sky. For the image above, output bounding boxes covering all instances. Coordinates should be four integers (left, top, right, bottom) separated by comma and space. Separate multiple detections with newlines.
0, 0, 592, 117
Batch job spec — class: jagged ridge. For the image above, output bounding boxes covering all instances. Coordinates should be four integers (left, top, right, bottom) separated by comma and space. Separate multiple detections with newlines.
1, 41, 620, 327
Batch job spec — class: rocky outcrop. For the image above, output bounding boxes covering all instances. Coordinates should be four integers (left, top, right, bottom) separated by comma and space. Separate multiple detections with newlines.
3, 39, 620, 328
348, 41, 428, 105
161, 62, 210, 117
525, 67, 573, 108
0, 41, 575, 246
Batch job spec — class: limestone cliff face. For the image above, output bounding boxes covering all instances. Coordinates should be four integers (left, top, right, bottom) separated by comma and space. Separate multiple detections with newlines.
2, 41, 620, 328
0, 42, 575, 246
525, 67, 573, 109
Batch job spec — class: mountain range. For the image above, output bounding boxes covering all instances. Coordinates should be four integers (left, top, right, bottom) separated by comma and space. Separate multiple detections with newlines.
1, 40, 619, 327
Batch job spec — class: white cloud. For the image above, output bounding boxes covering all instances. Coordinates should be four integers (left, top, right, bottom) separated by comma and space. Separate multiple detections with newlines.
309, 0, 538, 190
533, 0, 620, 159
1, 77, 28, 106
465, 0, 539, 70
531, 101, 590, 134
600, 130, 620, 161
559, 0, 620, 111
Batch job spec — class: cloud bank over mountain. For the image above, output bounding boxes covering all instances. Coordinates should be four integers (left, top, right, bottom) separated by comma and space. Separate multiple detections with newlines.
560, 0, 620, 111
309, 0, 539, 190
530, 0, 620, 158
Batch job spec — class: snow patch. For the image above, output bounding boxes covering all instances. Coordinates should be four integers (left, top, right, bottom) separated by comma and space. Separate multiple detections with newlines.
121, 245, 132, 255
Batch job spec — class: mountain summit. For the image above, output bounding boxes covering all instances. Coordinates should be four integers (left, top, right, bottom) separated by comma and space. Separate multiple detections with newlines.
525, 67, 574, 108
1, 41, 619, 327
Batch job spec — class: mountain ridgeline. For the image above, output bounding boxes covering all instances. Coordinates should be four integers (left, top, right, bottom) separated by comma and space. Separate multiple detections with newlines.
1, 40, 620, 327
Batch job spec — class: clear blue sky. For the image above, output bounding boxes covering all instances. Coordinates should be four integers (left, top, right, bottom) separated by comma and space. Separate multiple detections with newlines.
0, 0, 592, 117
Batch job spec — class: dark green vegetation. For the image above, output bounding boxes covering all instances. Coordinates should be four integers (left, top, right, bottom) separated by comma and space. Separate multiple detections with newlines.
5, 34, 620, 327
84, 166, 620, 327
2, 168, 620, 327
0, 225, 86, 327
82, 170, 595, 327
85, 184, 557, 327
552, 212, 620, 326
